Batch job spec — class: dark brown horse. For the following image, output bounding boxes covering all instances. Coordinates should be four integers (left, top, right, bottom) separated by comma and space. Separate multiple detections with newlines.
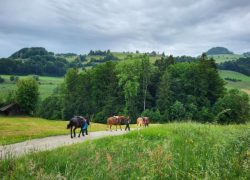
107, 116, 128, 131
137, 117, 150, 127
67, 116, 88, 138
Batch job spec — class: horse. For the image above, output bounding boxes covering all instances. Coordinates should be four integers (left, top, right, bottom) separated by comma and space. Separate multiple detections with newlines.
137, 117, 150, 127
107, 115, 128, 131
67, 116, 88, 138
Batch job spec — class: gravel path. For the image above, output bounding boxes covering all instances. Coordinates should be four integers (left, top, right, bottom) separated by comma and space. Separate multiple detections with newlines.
0, 130, 131, 159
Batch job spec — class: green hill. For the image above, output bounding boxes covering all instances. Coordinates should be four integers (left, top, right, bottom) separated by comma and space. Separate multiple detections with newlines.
209, 54, 243, 63
206, 47, 233, 55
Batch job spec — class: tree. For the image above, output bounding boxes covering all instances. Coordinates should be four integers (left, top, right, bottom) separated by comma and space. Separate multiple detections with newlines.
16, 78, 39, 114
116, 59, 141, 119
141, 55, 155, 111
38, 96, 62, 120
214, 89, 250, 124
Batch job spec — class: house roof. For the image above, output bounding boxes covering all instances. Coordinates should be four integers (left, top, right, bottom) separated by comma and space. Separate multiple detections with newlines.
0, 103, 17, 111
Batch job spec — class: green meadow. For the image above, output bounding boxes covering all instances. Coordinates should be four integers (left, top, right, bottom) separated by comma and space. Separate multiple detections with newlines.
209, 54, 243, 63
0, 75, 64, 100
219, 70, 250, 94
0, 122, 249, 179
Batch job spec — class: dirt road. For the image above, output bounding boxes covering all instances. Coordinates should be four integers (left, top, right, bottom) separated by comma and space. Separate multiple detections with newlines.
0, 130, 130, 159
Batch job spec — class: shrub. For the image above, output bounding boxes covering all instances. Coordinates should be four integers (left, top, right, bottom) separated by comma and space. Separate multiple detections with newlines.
169, 101, 186, 120
214, 89, 250, 124
38, 96, 63, 120
10, 75, 19, 82
141, 109, 161, 122
0, 76, 5, 83
196, 107, 214, 123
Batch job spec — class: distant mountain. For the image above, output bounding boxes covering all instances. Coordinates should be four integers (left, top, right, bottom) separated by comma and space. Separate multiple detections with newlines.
9, 47, 53, 59
206, 47, 234, 55
243, 52, 250, 57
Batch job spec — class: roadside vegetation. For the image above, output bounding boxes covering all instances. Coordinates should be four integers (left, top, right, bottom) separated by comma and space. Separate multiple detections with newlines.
0, 123, 249, 179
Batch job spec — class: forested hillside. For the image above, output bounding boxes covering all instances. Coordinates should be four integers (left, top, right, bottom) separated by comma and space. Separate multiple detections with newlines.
219, 57, 250, 76
206, 47, 234, 55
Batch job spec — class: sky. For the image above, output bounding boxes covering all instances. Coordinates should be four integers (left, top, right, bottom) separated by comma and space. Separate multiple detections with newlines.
0, 0, 250, 57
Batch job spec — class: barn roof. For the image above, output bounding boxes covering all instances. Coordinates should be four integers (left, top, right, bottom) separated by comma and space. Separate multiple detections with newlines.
0, 103, 17, 111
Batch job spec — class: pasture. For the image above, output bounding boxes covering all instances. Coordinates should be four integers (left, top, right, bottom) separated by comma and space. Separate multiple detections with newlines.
209, 54, 243, 63
0, 75, 64, 100
0, 122, 249, 179
0, 117, 109, 145
219, 70, 250, 95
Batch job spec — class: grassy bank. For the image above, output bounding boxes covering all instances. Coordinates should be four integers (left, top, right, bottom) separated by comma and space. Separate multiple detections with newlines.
1, 122, 249, 179
0, 117, 108, 145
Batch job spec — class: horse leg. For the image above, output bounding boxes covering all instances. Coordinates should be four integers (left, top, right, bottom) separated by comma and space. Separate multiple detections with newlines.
78, 128, 82, 137
120, 124, 122, 131
110, 124, 112, 131
116, 125, 117, 131
73, 127, 76, 137
71, 127, 73, 138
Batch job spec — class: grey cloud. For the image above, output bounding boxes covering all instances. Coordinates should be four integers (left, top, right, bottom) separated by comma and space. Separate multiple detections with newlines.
0, 0, 249, 57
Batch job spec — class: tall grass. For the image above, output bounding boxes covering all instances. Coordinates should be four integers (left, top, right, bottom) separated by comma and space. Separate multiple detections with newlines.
1, 122, 249, 179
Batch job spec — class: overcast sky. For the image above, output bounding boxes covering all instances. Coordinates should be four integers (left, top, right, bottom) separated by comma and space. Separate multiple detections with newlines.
0, 0, 249, 57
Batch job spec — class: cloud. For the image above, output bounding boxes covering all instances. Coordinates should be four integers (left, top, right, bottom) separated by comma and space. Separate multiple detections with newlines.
0, 0, 249, 57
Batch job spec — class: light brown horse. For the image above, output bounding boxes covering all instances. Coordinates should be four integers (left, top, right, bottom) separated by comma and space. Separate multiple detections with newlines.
137, 117, 150, 127
107, 116, 127, 131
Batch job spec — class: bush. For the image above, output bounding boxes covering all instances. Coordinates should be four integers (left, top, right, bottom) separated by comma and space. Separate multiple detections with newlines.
38, 96, 63, 120
196, 107, 214, 123
169, 101, 186, 121
141, 109, 161, 122
0, 76, 5, 83
214, 89, 250, 124
10, 75, 19, 82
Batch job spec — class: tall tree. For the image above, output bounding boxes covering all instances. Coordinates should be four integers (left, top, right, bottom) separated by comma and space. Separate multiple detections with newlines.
141, 55, 155, 111
16, 78, 39, 114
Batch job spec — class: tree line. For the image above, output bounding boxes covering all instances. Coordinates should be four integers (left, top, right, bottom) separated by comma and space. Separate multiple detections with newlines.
0, 48, 82, 76
37, 54, 249, 124
218, 57, 250, 76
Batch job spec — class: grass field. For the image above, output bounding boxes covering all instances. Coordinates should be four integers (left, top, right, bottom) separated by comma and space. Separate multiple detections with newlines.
0, 117, 109, 145
209, 54, 243, 63
0, 122, 249, 179
0, 75, 64, 100
219, 70, 250, 95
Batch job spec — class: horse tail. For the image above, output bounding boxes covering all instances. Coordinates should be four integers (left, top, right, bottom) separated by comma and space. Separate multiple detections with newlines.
67, 121, 71, 129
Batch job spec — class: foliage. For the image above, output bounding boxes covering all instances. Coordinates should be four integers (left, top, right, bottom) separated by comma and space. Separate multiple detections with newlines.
206, 47, 234, 55
157, 58, 225, 122
214, 89, 250, 124
38, 96, 63, 120
9, 47, 51, 59
16, 78, 39, 114
1, 123, 249, 179
0, 76, 5, 83
218, 57, 250, 76
141, 109, 161, 122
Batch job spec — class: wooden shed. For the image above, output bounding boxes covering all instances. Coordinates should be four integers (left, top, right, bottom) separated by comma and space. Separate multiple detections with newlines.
0, 103, 23, 116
